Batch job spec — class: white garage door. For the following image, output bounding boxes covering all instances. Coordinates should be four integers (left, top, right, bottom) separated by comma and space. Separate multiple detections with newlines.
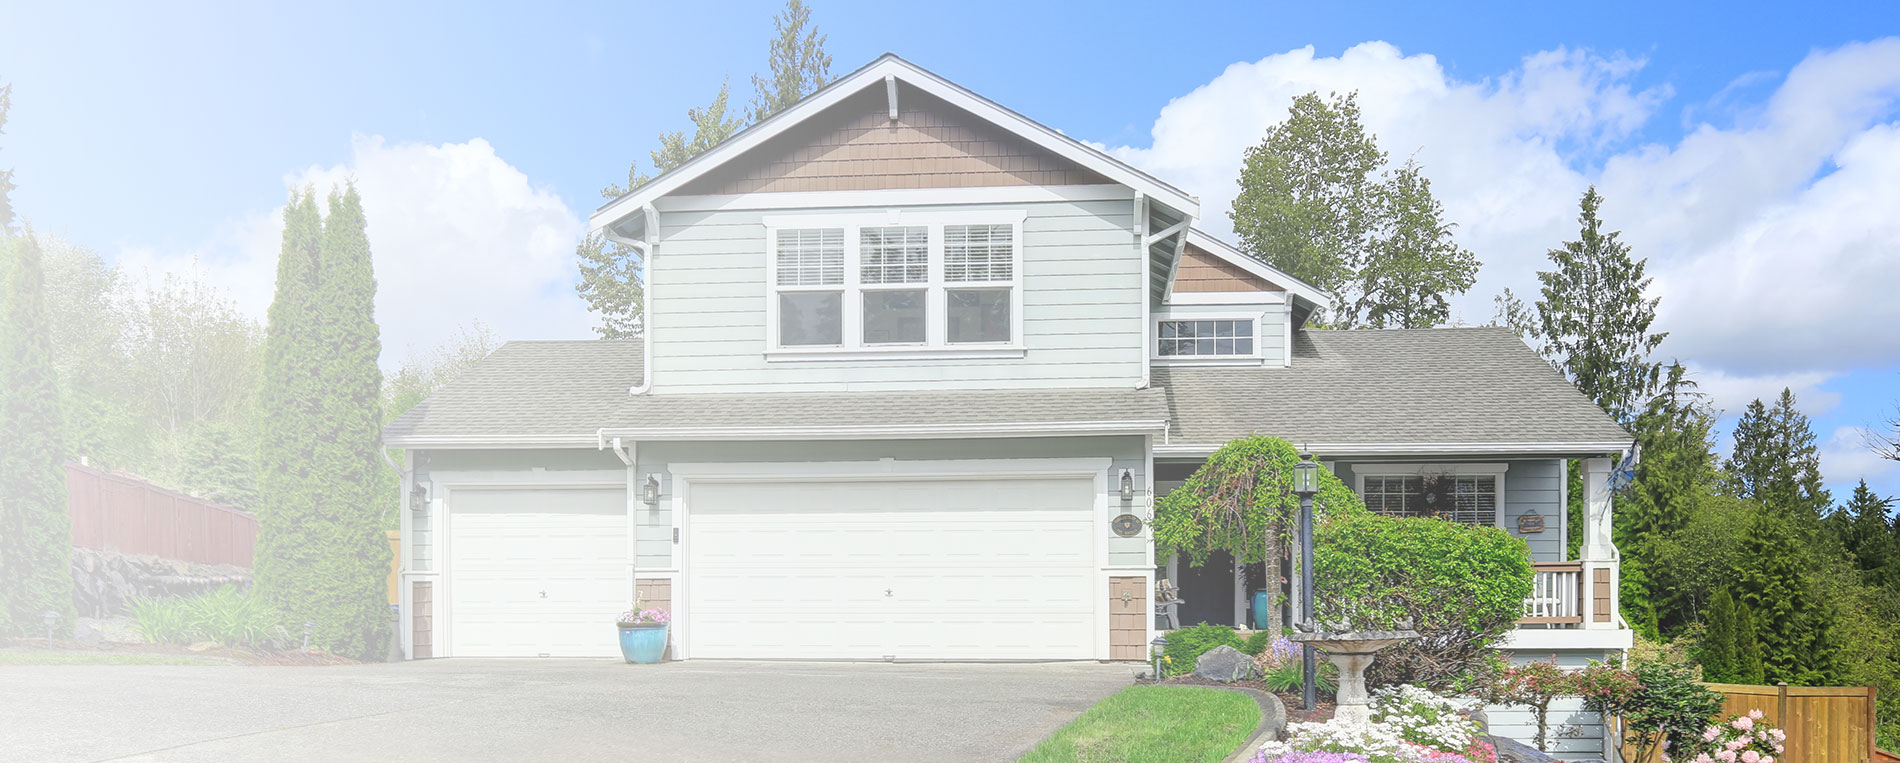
686, 476, 1097, 660
448, 487, 626, 657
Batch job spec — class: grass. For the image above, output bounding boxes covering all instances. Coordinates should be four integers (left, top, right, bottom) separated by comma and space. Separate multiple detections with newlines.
1019, 685, 1261, 763
0, 651, 224, 666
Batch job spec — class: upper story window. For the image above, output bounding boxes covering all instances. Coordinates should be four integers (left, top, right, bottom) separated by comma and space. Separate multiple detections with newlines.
1358, 472, 1502, 527
766, 211, 1025, 355
1155, 318, 1257, 358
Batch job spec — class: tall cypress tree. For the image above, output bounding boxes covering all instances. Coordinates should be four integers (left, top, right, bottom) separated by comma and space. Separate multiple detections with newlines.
255, 190, 325, 636
1733, 601, 1766, 685
0, 232, 78, 635
308, 183, 391, 659
1735, 511, 1834, 685
1620, 363, 1717, 632
1700, 587, 1738, 682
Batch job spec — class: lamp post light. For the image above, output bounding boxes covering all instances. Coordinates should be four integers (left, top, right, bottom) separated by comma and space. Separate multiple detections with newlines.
1150, 634, 1169, 683
41, 610, 59, 643
1291, 452, 1320, 711
302, 621, 316, 652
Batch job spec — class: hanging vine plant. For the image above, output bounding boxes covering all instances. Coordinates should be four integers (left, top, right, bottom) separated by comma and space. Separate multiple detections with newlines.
1152, 436, 1365, 567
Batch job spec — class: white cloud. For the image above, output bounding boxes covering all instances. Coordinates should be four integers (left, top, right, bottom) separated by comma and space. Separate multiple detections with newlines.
1103, 38, 1900, 376
1819, 425, 1900, 489
1688, 366, 1840, 419
115, 135, 591, 368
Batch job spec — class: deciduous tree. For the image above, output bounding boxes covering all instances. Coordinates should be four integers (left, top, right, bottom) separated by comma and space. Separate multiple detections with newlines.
1355, 158, 1480, 329
748, 0, 831, 123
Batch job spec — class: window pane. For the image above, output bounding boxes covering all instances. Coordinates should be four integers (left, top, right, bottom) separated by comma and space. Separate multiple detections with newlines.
778, 291, 842, 346
1235, 321, 1253, 337
945, 224, 1014, 282
1236, 338, 1253, 355
860, 226, 928, 284
862, 289, 927, 345
947, 288, 1011, 343
776, 228, 844, 286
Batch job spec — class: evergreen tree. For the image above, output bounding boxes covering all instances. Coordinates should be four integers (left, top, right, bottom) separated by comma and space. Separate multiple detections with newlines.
1725, 389, 1831, 520
1725, 399, 1775, 500
0, 232, 78, 635
1355, 158, 1480, 328
1533, 187, 1666, 425
1733, 599, 1767, 685
308, 184, 392, 659
748, 0, 831, 123
1735, 512, 1834, 685
1700, 587, 1738, 681
0, 80, 15, 232
1231, 91, 1384, 323
1619, 363, 1718, 631
254, 189, 323, 626
1837, 480, 1896, 586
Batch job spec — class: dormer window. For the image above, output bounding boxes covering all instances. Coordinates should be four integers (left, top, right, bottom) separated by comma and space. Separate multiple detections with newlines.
1154, 317, 1258, 358
765, 211, 1025, 357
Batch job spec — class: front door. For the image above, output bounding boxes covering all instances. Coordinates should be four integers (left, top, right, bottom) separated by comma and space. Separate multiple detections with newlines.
1174, 551, 1236, 628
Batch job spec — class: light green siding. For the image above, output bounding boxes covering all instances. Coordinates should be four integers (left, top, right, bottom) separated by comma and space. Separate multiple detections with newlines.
635, 436, 1147, 570
1153, 302, 1291, 367
1487, 649, 1615, 761
1334, 458, 1567, 562
649, 200, 1146, 393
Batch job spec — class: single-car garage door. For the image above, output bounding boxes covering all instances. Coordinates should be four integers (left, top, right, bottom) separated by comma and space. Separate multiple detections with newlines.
448, 487, 625, 657
686, 476, 1097, 660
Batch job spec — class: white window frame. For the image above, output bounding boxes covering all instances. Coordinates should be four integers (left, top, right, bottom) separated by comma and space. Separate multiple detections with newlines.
763, 209, 1027, 359
1149, 313, 1264, 365
1351, 463, 1509, 531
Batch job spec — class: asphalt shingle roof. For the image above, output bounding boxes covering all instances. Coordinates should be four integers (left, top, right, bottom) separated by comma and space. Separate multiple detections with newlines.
1149, 327, 1632, 449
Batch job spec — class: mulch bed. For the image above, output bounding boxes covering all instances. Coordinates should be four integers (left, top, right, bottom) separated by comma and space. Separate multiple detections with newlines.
2, 637, 360, 666
1162, 675, 1338, 722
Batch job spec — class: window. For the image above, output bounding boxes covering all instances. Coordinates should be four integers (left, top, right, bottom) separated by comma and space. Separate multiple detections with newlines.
1156, 319, 1255, 357
766, 213, 1023, 353
1360, 474, 1500, 526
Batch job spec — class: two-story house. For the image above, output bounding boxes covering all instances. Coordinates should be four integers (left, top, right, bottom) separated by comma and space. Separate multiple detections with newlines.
385, 55, 1633, 686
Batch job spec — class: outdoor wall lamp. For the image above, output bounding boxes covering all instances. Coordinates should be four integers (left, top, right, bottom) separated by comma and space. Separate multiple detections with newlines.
1119, 469, 1135, 502
642, 475, 661, 506
1150, 634, 1169, 682
409, 484, 429, 514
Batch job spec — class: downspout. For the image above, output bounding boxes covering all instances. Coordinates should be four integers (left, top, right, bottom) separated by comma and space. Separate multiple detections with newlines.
601, 204, 658, 396
603, 434, 639, 606
379, 446, 408, 659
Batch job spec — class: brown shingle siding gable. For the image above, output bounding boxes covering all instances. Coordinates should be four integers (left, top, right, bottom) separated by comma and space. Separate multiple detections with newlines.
1171, 242, 1282, 294
675, 83, 1113, 196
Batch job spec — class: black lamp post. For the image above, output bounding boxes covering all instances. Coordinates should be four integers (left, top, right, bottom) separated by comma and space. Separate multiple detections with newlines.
1292, 452, 1320, 711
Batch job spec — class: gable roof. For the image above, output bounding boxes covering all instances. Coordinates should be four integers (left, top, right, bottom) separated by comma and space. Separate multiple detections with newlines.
590, 54, 1199, 234
1179, 228, 1330, 309
1150, 327, 1633, 457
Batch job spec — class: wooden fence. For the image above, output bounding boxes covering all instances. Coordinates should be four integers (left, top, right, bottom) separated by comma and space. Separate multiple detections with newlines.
1620, 682, 1884, 763
66, 462, 257, 568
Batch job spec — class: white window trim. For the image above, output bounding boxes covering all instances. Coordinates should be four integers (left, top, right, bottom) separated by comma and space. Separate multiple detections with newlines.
1149, 313, 1264, 365
1352, 463, 1509, 531
763, 209, 1026, 358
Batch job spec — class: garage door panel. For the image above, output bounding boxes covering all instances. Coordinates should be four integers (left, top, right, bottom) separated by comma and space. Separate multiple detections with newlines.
687, 475, 1099, 660
448, 487, 627, 658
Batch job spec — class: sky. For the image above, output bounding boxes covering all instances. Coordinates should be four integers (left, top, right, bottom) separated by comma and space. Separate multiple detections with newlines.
3, 0, 1898, 501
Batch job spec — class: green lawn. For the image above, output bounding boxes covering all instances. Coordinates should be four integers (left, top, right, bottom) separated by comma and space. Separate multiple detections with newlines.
0, 651, 224, 666
1019, 685, 1261, 763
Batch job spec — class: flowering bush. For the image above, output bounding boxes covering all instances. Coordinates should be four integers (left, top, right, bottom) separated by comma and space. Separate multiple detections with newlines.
616, 607, 670, 626
1255, 635, 1340, 693
1370, 686, 1495, 762
1474, 659, 1576, 753
1251, 687, 1494, 763
1686, 710, 1784, 763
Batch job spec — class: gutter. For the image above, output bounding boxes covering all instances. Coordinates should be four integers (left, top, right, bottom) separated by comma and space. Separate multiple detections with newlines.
596, 419, 1169, 442
1152, 440, 1634, 459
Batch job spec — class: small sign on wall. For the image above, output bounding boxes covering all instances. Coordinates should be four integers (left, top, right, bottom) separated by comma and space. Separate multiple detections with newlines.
1516, 513, 1546, 534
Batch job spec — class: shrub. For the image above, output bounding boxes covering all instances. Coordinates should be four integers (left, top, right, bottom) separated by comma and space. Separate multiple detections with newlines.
1253, 634, 1340, 693
1369, 685, 1489, 760
1584, 660, 1724, 763
1245, 629, 1280, 656
1163, 623, 1246, 677
1314, 506, 1533, 689
130, 586, 292, 650
1474, 660, 1576, 753
1685, 710, 1784, 763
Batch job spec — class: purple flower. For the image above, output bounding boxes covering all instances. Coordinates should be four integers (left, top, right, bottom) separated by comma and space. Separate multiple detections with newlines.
1249, 753, 1375, 763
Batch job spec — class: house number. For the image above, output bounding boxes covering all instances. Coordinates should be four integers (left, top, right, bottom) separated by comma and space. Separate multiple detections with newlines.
1112, 513, 1144, 538
1516, 514, 1546, 534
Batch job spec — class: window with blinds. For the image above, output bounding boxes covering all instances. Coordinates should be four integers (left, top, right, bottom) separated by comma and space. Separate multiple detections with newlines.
1360, 475, 1499, 526
944, 224, 1014, 282
776, 228, 845, 286
859, 226, 928, 284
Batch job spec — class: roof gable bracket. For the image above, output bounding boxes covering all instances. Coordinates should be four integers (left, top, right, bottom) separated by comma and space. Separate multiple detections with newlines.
885, 74, 899, 120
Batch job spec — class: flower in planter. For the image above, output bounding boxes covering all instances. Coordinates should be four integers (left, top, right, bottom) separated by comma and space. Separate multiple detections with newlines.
616, 607, 671, 626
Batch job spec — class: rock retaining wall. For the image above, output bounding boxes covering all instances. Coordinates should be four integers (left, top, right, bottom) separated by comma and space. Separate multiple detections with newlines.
70, 546, 252, 617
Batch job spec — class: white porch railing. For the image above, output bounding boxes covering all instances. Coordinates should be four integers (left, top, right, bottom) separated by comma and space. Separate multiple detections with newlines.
1520, 560, 1585, 626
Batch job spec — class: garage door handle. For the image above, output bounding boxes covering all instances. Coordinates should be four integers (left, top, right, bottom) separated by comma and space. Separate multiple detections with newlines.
539, 590, 547, 598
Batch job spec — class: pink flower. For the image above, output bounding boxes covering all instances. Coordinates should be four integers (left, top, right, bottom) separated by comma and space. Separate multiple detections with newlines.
1748, 709, 1764, 720
1694, 755, 1714, 763
1727, 738, 1747, 751
1715, 750, 1737, 763
1741, 751, 1760, 763
1762, 757, 1774, 763
1770, 729, 1786, 742
1703, 726, 1722, 742
1733, 716, 1755, 731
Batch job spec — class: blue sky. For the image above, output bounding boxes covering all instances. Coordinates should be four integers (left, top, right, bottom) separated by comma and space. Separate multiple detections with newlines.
3, 1, 1898, 501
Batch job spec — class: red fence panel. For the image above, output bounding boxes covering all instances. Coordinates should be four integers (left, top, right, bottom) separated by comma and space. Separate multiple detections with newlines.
64, 462, 258, 568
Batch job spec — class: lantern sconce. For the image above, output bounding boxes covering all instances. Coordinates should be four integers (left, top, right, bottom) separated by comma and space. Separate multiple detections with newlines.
1118, 469, 1135, 502
642, 475, 662, 506
409, 484, 429, 514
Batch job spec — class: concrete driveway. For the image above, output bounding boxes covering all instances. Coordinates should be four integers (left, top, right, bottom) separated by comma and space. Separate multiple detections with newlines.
2, 658, 1133, 762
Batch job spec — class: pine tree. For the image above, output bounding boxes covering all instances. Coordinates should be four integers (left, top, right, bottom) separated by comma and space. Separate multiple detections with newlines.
1231, 91, 1384, 323
1533, 187, 1667, 425
0, 80, 16, 232
1355, 158, 1480, 329
748, 0, 832, 123
1837, 480, 1896, 586
1620, 363, 1718, 631
308, 184, 392, 659
0, 232, 78, 635
1725, 399, 1775, 500
1700, 587, 1738, 682
1735, 512, 1834, 685
1733, 599, 1766, 685
254, 190, 324, 635
1725, 389, 1831, 520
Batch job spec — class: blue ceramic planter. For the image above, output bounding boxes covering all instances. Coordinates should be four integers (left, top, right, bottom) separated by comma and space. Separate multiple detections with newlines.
618, 623, 668, 664
1251, 590, 1271, 631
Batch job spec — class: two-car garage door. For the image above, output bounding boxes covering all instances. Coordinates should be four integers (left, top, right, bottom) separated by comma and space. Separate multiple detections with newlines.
442, 474, 1101, 660
685, 476, 1098, 660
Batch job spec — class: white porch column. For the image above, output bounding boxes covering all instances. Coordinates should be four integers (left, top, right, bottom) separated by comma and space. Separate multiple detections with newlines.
1580, 457, 1619, 629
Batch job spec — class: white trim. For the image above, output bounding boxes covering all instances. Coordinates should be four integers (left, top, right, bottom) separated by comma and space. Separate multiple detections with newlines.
1352, 463, 1510, 531
1182, 228, 1330, 308
1282, 302, 1294, 369
1150, 313, 1267, 363
764, 347, 1025, 362
654, 184, 1134, 213
598, 420, 1168, 442
1154, 441, 1631, 459
1164, 291, 1286, 306
591, 55, 1198, 231
384, 434, 600, 449
764, 209, 1026, 354
398, 450, 414, 660
668, 456, 1115, 661
1498, 627, 1632, 652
